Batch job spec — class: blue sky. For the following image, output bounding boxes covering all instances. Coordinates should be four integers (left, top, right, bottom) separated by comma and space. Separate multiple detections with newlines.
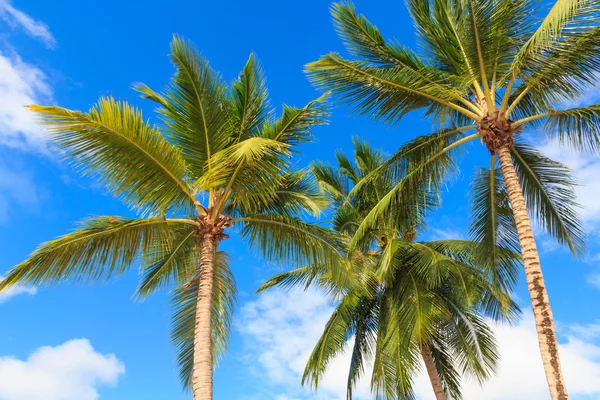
0, 1, 600, 399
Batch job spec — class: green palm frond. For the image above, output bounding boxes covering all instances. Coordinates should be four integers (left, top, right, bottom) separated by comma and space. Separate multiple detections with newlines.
28, 100, 198, 215
306, 53, 480, 123
511, 143, 585, 255
543, 104, 600, 153
516, 27, 600, 105
136, 226, 198, 297
331, 2, 427, 69
198, 137, 290, 214
303, 290, 362, 389
256, 264, 328, 293
237, 214, 343, 269
510, 0, 600, 75
265, 169, 328, 217
231, 53, 271, 143
446, 311, 498, 385
346, 296, 378, 399
469, 162, 521, 295
170, 251, 236, 390
0, 217, 194, 289
311, 160, 350, 204
137, 36, 231, 178
260, 93, 329, 147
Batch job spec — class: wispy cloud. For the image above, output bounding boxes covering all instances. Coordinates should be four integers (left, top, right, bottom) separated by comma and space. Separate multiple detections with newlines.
0, 0, 56, 48
0, 50, 52, 150
0, 275, 36, 304
0, 339, 125, 400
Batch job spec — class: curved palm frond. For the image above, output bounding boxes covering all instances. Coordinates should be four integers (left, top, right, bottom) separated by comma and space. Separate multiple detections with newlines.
260, 93, 329, 147
511, 143, 585, 255
0, 217, 195, 289
28, 100, 199, 215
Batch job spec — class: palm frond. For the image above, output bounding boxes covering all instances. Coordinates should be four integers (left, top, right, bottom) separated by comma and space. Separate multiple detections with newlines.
259, 169, 328, 217
306, 53, 480, 123
28, 100, 198, 215
138, 35, 231, 178
544, 104, 600, 152
331, 2, 426, 69
0, 217, 193, 289
469, 162, 520, 289
231, 54, 271, 143
136, 226, 198, 297
260, 93, 329, 147
198, 137, 290, 213
510, 0, 600, 75
511, 143, 585, 255
302, 290, 362, 389
236, 214, 343, 270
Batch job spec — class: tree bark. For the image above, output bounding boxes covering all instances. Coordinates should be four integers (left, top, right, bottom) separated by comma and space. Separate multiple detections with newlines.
192, 237, 216, 400
421, 345, 447, 400
496, 146, 568, 400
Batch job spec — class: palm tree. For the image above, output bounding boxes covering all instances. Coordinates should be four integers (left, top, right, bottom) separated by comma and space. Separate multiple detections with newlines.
0, 36, 341, 400
306, 2, 593, 398
259, 139, 520, 399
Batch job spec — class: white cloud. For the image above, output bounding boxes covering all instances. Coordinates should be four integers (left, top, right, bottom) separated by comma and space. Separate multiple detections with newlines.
587, 273, 600, 290
0, 51, 51, 150
0, 275, 36, 303
0, 161, 43, 221
0, 0, 56, 48
0, 339, 125, 400
238, 288, 600, 400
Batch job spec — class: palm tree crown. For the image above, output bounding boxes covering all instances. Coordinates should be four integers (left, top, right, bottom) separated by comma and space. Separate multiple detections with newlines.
260, 139, 520, 399
306, 2, 595, 398
0, 36, 341, 399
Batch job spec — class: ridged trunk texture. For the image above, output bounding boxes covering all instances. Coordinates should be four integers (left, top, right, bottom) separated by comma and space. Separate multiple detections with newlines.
496, 146, 568, 400
192, 237, 216, 400
421, 345, 447, 400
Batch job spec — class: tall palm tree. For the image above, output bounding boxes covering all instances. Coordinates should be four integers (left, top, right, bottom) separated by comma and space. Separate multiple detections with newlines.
0, 36, 340, 400
259, 139, 520, 399
306, 2, 593, 398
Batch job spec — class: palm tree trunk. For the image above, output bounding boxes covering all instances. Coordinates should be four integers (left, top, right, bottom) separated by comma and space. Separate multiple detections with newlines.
496, 146, 568, 400
421, 345, 447, 400
192, 237, 215, 400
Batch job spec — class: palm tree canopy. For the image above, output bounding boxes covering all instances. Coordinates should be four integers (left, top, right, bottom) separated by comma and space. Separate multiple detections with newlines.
0, 36, 342, 389
306, 1, 589, 257
259, 140, 520, 399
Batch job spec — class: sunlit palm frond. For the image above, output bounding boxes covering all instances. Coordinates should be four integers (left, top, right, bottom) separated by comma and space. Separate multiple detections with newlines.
306, 53, 479, 124
311, 160, 350, 204
260, 93, 329, 147
136, 226, 198, 297
264, 169, 329, 217
231, 54, 271, 143
469, 163, 520, 290
236, 214, 343, 269
510, 0, 600, 75
137, 36, 231, 178
198, 137, 290, 213
28, 100, 198, 215
0, 217, 194, 289
331, 1, 428, 70
302, 290, 363, 389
